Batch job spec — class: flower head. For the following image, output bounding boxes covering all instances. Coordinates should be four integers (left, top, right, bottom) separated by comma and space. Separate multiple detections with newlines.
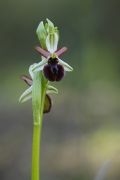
34, 19, 73, 81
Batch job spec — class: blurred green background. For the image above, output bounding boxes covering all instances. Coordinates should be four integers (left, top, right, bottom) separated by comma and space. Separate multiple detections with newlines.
0, 0, 120, 179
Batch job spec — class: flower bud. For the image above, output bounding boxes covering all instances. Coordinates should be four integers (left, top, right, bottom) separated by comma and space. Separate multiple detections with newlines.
36, 19, 59, 52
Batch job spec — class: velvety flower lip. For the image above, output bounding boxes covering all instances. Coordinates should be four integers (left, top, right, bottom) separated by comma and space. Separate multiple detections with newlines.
43, 62, 65, 81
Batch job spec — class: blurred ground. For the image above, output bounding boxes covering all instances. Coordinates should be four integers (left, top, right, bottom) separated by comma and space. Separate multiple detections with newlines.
0, 0, 120, 180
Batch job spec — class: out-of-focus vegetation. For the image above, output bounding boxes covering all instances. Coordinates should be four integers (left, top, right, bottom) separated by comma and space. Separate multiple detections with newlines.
0, 0, 120, 179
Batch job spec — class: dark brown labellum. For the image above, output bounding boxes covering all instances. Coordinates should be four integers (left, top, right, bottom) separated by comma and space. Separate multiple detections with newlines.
43, 64, 64, 81
43, 57, 64, 81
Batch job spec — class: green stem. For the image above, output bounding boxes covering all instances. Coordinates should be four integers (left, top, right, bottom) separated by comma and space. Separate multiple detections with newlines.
32, 125, 40, 180
32, 72, 47, 180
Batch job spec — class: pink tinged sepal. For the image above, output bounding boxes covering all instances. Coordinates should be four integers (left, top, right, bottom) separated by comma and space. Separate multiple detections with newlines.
35, 46, 68, 58
55, 47, 68, 57
21, 75, 32, 86
35, 46, 50, 58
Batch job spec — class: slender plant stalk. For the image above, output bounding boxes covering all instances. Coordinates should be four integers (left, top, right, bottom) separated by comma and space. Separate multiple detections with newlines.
32, 125, 40, 180
32, 72, 47, 180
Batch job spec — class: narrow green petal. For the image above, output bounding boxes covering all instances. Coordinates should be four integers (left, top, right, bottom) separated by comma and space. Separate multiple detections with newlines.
58, 58, 73, 71
32, 58, 48, 72
19, 86, 32, 103
29, 63, 38, 79
46, 18, 54, 28
47, 85, 58, 94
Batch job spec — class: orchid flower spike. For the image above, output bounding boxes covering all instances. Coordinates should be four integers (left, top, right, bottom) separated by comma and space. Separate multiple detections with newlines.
19, 19, 73, 110
34, 19, 73, 81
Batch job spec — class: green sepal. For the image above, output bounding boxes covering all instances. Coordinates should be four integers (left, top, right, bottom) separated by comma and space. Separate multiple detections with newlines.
46, 18, 59, 34
19, 86, 32, 103
46, 19, 54, 29
47, 85, 58, 94
36, 21, 47, 49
